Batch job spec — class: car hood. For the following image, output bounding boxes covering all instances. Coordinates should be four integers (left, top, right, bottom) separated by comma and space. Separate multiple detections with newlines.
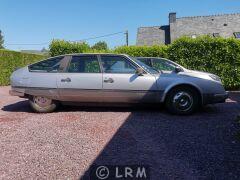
181, 69, 213, 77
152, 69, 218, 82
177, 69, 220, 82
153, 69, 213, 77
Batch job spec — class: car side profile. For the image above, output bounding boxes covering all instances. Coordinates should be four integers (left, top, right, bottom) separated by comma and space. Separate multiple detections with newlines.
10, 54, 228, 115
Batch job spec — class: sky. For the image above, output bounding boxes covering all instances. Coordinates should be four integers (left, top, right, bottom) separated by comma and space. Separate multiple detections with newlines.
0, 0, 240, 51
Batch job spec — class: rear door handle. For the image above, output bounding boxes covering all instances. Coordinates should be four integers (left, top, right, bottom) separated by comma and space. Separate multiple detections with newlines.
104, 78, 114, 83
61, 77, 71, 82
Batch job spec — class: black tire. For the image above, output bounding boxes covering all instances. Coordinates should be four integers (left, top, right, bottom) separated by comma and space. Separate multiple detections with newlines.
29, 96, 59, 113
165, 87, 200, 115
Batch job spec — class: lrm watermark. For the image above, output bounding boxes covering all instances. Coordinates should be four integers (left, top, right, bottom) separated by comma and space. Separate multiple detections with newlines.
90, 165, 150, 180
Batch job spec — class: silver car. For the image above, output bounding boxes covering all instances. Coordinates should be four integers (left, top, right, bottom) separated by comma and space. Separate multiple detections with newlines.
10, 53, 228, 115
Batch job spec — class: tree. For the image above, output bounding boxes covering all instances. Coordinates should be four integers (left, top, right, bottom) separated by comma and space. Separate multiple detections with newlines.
0, 30, 4, 49
91, 41, 108, 51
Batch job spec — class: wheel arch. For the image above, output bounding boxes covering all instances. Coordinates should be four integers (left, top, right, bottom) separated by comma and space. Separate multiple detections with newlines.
161, 83, 203, 105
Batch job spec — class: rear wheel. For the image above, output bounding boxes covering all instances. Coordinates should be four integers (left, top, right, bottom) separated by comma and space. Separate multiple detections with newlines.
29, 96, 58, 113
165, 87, 200, 115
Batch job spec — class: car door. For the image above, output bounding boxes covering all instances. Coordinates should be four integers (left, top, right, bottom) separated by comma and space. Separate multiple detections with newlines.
56, 55, 103, 102
100, 55, 158, 103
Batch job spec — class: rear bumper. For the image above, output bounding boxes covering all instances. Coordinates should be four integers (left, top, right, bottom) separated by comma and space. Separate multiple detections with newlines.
9, 89, 25, 97
203, 92, 229, 105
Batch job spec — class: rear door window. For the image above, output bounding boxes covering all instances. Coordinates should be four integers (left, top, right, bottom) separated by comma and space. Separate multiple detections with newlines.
67, 55, 100, 73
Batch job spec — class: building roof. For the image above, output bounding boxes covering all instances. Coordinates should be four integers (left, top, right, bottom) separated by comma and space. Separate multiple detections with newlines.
138, 25, 169, 30
178, 12, 240, 19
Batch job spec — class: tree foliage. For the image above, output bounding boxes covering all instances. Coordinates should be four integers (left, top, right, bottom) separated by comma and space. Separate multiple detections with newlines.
49, 40, 90, 57
0, 30, 4, 49
91, 41, 108, 51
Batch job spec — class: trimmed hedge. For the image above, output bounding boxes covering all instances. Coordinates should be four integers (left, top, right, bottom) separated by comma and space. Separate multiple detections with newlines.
114, 45, 168, 58
49, 40, 168, 57
49, 37, 240, 89
168, 36, 240, 90
0, 49, 45, 85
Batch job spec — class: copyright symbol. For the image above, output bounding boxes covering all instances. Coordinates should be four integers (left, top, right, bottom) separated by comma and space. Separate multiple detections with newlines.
96, 166, 109, 179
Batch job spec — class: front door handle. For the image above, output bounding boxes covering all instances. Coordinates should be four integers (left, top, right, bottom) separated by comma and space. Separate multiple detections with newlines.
61, 77, 71, 82
104, 78, 114, 83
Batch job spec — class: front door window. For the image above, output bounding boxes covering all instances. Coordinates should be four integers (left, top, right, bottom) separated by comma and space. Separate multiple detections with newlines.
100, 56, 136, 74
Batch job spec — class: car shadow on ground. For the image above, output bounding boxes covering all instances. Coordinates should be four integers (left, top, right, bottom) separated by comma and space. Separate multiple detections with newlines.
1, 99, 166, 113
79, 101, 240, 179
1, 100, 33, 113
1, 99, 237, 114
229, 92, 240, 104
0, 99, 230, 114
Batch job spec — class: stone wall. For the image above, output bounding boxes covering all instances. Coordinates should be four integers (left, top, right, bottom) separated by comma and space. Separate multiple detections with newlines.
170, 13, 240, 42
136, 26, 170, 46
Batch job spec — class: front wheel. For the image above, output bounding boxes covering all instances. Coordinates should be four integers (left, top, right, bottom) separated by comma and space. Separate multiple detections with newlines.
165, 87, 199, 115
29, 96, 59, 113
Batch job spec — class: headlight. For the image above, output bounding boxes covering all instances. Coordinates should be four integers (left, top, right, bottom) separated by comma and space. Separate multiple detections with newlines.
209, 74, 221, 81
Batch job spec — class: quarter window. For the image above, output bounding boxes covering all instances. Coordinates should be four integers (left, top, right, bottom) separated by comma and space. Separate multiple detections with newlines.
101, 56, 136, 74
29, 57, 63, 72
68, 55, 100, 73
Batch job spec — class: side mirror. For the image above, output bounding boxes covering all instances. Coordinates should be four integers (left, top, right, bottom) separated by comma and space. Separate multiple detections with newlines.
175, 66, 182, 73
136, 68, 144, 76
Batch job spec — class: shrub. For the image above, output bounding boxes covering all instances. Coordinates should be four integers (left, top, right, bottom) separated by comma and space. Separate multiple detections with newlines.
0, 49, 45, 85
0, 30, 4, 49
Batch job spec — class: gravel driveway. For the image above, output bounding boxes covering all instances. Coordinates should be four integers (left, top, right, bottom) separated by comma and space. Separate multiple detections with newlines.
0, 86, 239, 180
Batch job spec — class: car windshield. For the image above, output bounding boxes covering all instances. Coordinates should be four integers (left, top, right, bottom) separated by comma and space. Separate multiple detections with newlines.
131, 57, 159, 74
153, 58, 178, 71
136, 57, 185, 72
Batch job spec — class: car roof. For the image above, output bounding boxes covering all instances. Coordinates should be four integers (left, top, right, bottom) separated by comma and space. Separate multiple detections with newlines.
136, 57, 165, 59
54, 53, 129, 57
135, 57, 175, 61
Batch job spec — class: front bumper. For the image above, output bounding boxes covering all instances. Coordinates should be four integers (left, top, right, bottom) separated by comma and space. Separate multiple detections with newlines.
203, 92, 229, 105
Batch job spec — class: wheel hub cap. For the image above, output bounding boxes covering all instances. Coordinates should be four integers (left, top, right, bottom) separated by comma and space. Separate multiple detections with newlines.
33, 96, 52, 107
173, 92, 193, 112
